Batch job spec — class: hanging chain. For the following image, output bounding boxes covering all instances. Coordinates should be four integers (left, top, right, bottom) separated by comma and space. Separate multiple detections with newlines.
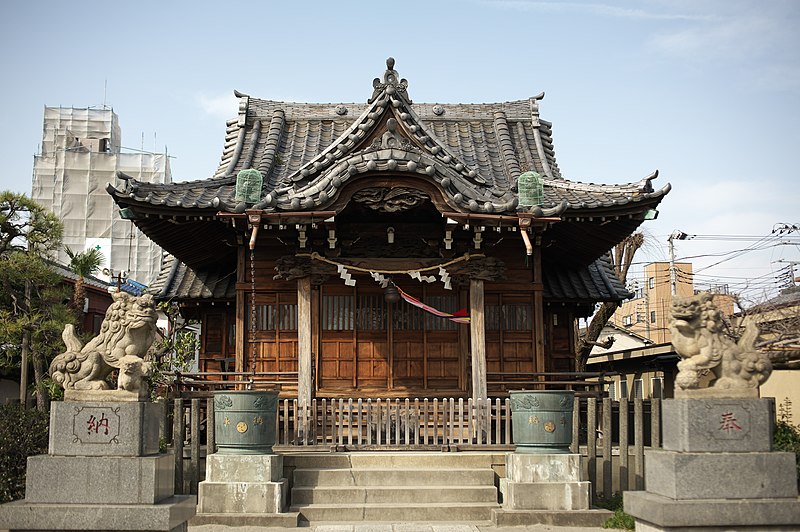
249, 246, 257, 389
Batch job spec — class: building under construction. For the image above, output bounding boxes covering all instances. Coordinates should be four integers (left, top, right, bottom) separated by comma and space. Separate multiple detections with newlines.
32, 107, 171, 285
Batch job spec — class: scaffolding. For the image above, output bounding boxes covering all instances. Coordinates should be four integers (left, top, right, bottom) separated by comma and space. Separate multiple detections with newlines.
32, 107, 171, 285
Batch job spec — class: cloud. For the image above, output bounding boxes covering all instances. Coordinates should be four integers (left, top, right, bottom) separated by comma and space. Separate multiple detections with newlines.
478, 0, 711, 20
648, 14, 778, 60
645, 1, 800, 69
195, 92, 239, 121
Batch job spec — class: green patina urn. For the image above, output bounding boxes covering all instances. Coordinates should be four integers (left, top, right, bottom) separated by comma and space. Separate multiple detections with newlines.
213, 390, 278, 454
510, 390, 575, 453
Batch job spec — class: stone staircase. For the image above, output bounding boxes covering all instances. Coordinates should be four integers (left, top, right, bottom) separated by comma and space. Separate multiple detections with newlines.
284, 452, 504, 524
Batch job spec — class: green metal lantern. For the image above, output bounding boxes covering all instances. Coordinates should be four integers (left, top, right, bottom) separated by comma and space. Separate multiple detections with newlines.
235, 169, 263, 204
517, 171, 544, 207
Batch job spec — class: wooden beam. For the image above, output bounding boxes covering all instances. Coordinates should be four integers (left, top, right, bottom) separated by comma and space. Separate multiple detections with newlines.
442, 212, 561, 225
297, 276, 312, 408
470, 279, 487, 401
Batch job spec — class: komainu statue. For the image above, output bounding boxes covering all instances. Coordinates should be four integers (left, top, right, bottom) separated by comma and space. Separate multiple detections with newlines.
670, 292, 771, 397
49, 292, 157, 393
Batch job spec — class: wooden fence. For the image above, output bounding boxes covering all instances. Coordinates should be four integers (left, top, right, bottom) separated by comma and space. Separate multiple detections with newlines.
165, 395, 660, 500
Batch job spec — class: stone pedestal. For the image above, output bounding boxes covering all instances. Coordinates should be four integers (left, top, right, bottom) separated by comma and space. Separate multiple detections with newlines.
191, 453, 298, 528
625, 398, 800, 531
0, 398, 195, 532
492, 453, 612, 528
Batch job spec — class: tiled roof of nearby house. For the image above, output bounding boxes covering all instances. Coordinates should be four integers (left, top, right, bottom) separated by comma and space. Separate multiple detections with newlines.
47, 261, 112, 292
602, 322, 655, 344
750, 286, 800, 313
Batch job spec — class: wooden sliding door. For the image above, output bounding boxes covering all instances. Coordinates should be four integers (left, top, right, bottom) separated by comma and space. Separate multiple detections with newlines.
318, 284, 463, 396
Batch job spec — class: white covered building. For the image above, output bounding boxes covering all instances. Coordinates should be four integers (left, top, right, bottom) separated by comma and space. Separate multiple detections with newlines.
32, 107, 171, 285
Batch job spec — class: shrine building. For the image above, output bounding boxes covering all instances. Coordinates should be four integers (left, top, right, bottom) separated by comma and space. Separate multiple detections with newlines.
108, 58, 669, 406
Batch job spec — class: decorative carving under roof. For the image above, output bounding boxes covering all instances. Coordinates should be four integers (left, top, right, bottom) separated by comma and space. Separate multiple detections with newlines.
352, 187, 429, 213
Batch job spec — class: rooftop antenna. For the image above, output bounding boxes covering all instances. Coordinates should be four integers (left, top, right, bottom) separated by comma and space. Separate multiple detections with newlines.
103, 79, 108, 109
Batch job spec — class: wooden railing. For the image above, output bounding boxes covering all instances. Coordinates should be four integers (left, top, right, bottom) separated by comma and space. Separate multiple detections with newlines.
162, 371, 299, 395
486, 371, 613, 396
165, 394, 661, 500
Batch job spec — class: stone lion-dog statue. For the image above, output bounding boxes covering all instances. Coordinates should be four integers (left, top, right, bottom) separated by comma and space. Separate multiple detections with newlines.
670, 292, 771, 397
49, 292, 157, 393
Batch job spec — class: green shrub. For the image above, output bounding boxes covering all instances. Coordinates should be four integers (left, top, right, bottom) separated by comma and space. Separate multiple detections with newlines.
774, 419, 800, 487
603, 508, 635, 530
597, 494, 635, 531
0, 403, 49, 503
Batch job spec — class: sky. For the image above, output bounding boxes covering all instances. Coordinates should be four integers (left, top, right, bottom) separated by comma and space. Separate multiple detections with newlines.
1, 0, 798, 305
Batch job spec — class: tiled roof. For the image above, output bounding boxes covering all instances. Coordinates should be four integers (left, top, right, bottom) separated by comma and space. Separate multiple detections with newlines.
149, 253, 236, 301
109, 58, 668, 272
543, 253, 631, 302
110, 58, 668, 219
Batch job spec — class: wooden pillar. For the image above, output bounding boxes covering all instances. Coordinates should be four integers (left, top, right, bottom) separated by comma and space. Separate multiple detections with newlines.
469, 279, 487, 401
297, 276, 313, 408
532, 232, 546, 373
235, 246, 246, 375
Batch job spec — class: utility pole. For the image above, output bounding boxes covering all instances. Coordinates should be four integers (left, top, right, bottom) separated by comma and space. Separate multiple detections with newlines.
774, 260, 800, 289
668, 230, 688, 296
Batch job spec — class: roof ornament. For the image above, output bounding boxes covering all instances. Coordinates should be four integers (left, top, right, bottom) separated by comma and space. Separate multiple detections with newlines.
517, 171, 544, 208
235, 169, 263, 210
369, 57, 411, 104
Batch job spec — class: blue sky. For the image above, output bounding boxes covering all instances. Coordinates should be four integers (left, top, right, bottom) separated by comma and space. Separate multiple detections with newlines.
1, 0, 798, 303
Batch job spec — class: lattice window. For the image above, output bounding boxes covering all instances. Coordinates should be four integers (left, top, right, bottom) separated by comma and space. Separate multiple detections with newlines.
355, 294, 386, 331
486, 303, 532, 331
322, 294, 354, 331
249, 294, 297, 332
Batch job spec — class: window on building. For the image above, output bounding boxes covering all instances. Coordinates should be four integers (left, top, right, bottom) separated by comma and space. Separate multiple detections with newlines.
633, 379, 644, 399
649, 277, 655, 289
651, 377, 664, 399
623, 314, 633, 326
607, 381, 617, 401
619, 379, 629, 399
650, 310, 657, 323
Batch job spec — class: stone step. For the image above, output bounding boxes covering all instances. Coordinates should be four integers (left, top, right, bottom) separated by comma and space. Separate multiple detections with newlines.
292, 467, 496, 486
291, 502, 499, 523
283, 451, 504, 470
492, 508, 613, 528
291, 485, 498, 504
189, 512, 300, 528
